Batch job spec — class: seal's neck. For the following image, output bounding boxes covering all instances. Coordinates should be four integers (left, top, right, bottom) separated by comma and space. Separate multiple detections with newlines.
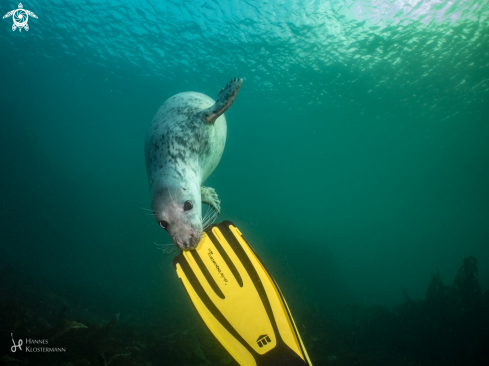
150, 164, 201, 203
150, 159, 201, 188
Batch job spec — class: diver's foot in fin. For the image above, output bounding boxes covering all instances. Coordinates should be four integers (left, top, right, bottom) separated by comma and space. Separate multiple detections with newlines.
199, 78, 243, 123
201, 186, 221, 213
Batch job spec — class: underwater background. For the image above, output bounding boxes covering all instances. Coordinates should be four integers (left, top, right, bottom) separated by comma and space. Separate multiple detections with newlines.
1, 0, 488, 365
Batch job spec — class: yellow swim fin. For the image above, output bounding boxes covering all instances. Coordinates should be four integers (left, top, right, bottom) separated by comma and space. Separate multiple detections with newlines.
173, 221, 313, 366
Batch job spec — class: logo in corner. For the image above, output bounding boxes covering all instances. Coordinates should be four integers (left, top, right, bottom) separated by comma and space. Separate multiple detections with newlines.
11, 333, 22, 352
256, 334, 272, 348
3, 3, 38, 32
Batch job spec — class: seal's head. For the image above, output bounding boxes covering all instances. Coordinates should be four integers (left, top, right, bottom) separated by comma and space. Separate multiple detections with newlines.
151, 184, 203, 251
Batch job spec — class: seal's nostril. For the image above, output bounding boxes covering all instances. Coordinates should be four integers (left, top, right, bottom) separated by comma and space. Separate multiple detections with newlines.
159, 220, 168, 229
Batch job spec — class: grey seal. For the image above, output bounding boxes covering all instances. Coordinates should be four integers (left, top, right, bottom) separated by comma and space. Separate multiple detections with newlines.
145, 78, 243, 250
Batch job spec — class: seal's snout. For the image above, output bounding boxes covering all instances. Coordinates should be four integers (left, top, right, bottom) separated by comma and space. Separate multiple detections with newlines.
161, 215, 202, 251
174, 229, 202, 251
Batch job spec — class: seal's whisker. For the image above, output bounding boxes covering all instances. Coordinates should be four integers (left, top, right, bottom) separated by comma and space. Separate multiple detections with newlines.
203, 208, 218, 230
204, 204, 211, 219
203, 207, 216, 223
204, 211, 215, 224
141, 207, 162, 218
203, 218, 216, 231
154, 242, 178, 254
160, 246, 178, 254
202, 209, 213, 223
202, 212, 212, 226
201, 204, 213, 223
140, 207, 160, 213
204, 203, 212, 217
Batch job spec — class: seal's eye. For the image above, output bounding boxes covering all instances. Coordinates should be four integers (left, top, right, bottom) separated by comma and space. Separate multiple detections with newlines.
159, 221, 168, 229
184, 200, 193, 211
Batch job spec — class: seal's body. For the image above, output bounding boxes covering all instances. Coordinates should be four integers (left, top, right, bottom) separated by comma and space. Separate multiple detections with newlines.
145, 78, 242, 250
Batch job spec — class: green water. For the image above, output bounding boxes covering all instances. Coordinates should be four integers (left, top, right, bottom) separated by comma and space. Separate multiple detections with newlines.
1, 0, 488, 363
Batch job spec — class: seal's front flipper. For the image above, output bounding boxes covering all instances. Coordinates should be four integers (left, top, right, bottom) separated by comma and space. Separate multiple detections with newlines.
201, 186, 221, 214
199, 78, 243, 123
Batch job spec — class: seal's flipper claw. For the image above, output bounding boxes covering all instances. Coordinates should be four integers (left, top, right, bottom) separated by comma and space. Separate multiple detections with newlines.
199, 78, 243, 124
201, 186, 221, 214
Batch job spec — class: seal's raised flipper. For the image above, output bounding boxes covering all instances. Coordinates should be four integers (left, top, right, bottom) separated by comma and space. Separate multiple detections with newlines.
201, 186, 221, 213
199, 78, 243, 124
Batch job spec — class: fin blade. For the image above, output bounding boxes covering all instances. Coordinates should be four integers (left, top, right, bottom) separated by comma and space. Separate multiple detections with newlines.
173, 222, 312, 365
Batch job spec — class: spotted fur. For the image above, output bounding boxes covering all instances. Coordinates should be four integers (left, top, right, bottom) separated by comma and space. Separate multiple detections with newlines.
145, 78, 242, 250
